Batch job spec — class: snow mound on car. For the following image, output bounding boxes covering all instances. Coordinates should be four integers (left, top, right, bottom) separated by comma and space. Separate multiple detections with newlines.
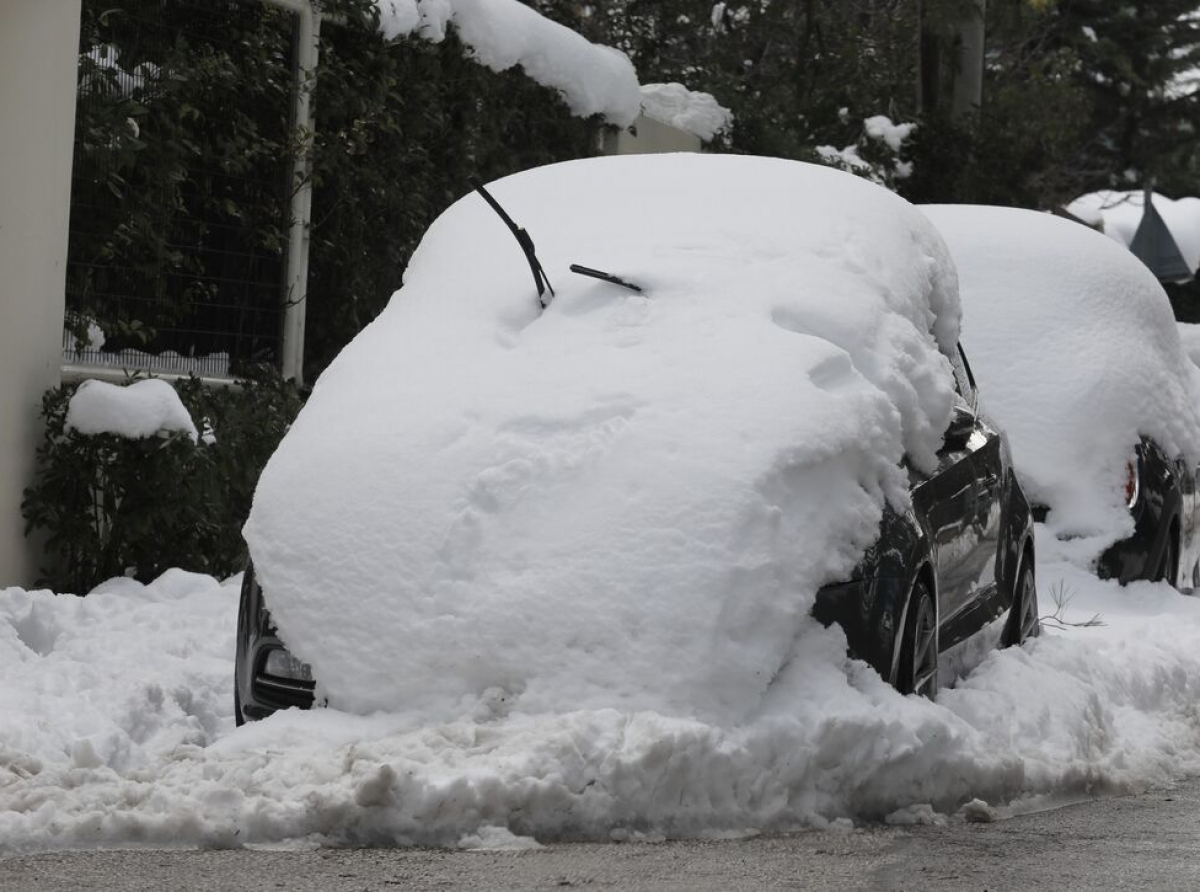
244, 154, 960, 720
923, 205, 1200, 544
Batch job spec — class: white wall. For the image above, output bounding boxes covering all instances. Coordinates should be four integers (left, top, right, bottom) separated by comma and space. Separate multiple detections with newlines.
601, 114, 703, 156
0, 0, 81, 586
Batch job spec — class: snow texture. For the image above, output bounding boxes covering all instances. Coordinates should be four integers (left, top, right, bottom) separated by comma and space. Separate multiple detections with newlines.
6, 552, 1200, 854
923, 205, 1200, 547
65, 378, 199, 442
639, 83, 732, 141
372, 0, 641, 125
863, 115, 914, 153
1179, 322, 1200, 370
1068, 190, 1200, 275
244, 153, 961, 722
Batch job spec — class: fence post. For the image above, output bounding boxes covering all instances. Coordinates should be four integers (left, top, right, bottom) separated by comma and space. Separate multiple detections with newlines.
264, 0, 321, 385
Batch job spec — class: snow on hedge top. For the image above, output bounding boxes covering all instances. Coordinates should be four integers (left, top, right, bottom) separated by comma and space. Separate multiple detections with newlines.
244, 154, 960, 721
923, 205, 1200, 542
374, 0, 641, 125
639, 83, 732, 141
1067, 190, 1200, 275
65, 378, 197, 441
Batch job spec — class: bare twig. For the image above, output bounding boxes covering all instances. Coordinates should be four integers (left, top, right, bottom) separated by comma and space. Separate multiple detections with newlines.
1039, 580, 1105, 631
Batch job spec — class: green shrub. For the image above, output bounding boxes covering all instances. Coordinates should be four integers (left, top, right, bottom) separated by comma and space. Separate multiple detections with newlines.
22, 370, 304, 594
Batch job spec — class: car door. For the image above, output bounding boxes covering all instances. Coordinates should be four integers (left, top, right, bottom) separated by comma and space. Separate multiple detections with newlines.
912, 397, 982, 635
945, 345, 1008, 642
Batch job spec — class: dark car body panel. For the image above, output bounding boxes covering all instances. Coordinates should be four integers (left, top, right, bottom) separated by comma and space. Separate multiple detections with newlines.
1097, 438, 1199, 587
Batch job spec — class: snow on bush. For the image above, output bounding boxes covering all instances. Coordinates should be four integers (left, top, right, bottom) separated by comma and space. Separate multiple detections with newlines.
817, 115, 916, 185
639, 83, 732, 141
373, 0, 641, 125
922, 205, 1200, 546
244, 153, 961, 723
65, 378, 199, 442
6, 560, 1200, 854
1067, 190, 1200, 275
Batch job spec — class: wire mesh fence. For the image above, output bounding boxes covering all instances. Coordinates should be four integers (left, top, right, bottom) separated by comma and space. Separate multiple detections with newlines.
65, 0, 296, 378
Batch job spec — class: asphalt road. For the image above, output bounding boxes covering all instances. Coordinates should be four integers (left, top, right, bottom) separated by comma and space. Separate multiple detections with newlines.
5, 778, 1200, 891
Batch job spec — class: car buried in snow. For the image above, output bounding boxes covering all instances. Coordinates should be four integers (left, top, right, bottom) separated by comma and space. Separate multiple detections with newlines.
235, 154, 1037, 724
922, 204, 1200, 588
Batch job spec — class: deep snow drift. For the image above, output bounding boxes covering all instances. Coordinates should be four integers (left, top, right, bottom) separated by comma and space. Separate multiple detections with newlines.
244, 154, 961, 722
5, 557, 1200, 855
923, 205, 1200, 547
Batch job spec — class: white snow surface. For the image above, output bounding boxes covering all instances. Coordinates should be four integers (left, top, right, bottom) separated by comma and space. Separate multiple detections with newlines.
6, 552, 1200, 854
923, 205, 1200, 546
1179, 322, 1200, 370
244, 153, 961, 723
639, 83, 732, 141
1067, 190, 1200, 275
65, 378, 199, 442
373, 0, 641, 125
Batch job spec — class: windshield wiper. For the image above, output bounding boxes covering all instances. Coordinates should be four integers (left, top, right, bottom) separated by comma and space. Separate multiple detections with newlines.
469, 178, 554, 309
569, 264, 643, 293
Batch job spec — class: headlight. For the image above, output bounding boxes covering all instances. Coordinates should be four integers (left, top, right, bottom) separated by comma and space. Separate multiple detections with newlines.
263, 647, 313, 682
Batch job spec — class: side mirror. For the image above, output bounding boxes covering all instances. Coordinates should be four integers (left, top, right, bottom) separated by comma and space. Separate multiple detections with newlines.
942, 406, 975, 451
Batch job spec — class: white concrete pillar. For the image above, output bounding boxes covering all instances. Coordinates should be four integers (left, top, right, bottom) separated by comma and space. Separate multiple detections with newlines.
0, 0, 81, 586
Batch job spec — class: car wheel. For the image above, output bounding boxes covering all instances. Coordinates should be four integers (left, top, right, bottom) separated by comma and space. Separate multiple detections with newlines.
895, 577, 938, 698
1004, 557, 1040, 646
1156, 530, 1179, 586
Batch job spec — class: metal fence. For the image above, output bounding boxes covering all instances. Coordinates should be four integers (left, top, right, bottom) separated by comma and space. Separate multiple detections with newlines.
65, 0, 297, 380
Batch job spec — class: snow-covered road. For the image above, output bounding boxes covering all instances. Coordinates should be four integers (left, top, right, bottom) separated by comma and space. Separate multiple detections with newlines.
4, 538, 1200, 857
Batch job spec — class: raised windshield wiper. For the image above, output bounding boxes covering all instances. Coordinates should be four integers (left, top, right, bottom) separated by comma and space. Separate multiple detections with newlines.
469, 177, 554, 309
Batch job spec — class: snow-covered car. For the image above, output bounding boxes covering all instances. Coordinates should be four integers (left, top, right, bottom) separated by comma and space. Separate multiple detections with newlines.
922, 204, 1200, 587
236, 154, 1035, 725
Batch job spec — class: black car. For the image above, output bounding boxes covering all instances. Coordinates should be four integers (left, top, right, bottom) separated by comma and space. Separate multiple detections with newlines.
236, 344, 1036, 722
1095, 438, 1199, 587
813, 345, 1037, 697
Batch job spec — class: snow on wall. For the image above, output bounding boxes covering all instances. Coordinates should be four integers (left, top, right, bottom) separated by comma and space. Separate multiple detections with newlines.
639, 83, 732, 141
923, 205, 1200, 545
64, 378, 198, 442
373, 0, 641, 126
244, 153, 961, 724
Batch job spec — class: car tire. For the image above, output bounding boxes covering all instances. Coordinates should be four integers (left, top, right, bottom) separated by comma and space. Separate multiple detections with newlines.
895, 576, 938, 697
1003, 555, 1040, 647
1156, 529, 1179, 586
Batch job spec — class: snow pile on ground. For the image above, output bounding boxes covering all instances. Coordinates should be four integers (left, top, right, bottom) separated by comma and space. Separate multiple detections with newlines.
923, 205, 1200, 547
1068, 190, 1200, 275
65, 378, 199, 441
638, 83, 732, 141
244, 153, 960, 722
373, 0, 640, 125
0, 572, 236, 784
6, 557, 1200, 854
